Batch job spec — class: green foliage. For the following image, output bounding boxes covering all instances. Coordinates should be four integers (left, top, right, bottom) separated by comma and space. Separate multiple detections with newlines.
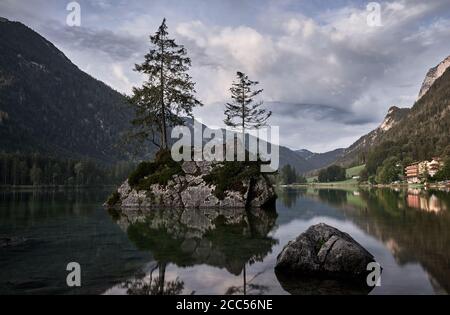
316, 238, 327, 252
375, 157, 401, 184
318, 165, 346, 182
129, 18, 202, 150
29, 164, 43, 186
280, 164, 297, 184
128, 162, 157, 187
297, 175, 307, 184
359, 168, 369, 183
279, 164, 306, 184
106, 191, 121, 207
203, 161, 263, 200
365, 141, 399, 175
0, 152, 133, 186
0, 20, 136, 163
128, 150, 183, 190
434, 158, 450, 181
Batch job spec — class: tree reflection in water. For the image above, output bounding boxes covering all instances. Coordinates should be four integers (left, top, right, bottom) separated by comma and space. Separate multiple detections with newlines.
225, 269, 269, 295
122, 263, 186, 295
110, 206, 278, 295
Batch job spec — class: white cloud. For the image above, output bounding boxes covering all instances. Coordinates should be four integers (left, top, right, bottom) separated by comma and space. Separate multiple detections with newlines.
112, 63, 133, 92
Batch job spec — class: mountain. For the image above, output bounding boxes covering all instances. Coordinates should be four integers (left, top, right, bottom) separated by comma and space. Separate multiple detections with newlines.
278, 146, 314, 174
297, 55, 450, 171
295, 148, 345, 171
294, 64, 450, 172
337, 106, 410, 166
381, 65, 450, 159
0, 18, 316, 174
189, 122, 316, 174
338, 55, 450, 168
418, 55, 450, 100
0, 18, 133, 163
295, 149, 314, 159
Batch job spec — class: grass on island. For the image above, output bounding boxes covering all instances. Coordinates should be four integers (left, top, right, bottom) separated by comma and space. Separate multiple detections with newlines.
128, 150, 183, 190
203, 160, 264, 200
106, 191, 121, 207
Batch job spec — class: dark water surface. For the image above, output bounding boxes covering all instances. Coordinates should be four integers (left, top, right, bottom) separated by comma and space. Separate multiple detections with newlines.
0, 187, 449, 295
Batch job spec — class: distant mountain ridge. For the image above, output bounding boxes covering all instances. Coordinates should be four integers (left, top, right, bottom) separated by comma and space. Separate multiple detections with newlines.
295, 148, 345, 172
294, 56, 450, 170
295, 149, 314, 159
337, 55, 450, 167
336, 106, 410, 166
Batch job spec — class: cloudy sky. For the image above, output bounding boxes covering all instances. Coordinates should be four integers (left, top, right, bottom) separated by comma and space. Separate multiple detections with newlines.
1, 0, 450, 152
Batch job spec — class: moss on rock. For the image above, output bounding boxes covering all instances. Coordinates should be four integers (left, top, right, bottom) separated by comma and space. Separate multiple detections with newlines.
106, 191, 121, 207
203, 160, 264, 200
128, 150, 184, 190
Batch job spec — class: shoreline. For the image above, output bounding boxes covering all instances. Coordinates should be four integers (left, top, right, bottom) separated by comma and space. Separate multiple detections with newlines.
280, 182, 450, 190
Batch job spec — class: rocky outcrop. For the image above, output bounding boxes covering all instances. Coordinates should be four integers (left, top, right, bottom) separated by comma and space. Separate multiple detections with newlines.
107, 160, 276, 210
378, 106, 410, 132
418, 55, 450, 100
336, 106, 410, 166
275, 223, 377, 280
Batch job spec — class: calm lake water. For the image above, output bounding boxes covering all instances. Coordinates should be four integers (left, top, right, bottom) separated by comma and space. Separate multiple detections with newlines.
0, 187, 449, 295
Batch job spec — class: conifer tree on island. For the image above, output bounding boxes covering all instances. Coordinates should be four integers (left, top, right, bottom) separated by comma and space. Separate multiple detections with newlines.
224, 71, 272, 135
129, 18, 202, 150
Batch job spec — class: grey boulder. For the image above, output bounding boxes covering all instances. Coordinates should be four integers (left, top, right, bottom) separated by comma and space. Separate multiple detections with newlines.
275, 223, 377, 280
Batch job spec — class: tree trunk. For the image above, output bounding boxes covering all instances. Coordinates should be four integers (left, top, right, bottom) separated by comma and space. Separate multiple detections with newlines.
243, 264, 247, 295
159, 262, 166, 295
160, 40, 168, 150
241, 81, 245, 148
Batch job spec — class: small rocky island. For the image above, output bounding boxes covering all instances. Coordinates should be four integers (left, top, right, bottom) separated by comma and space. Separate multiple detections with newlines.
105, 150, 276, 210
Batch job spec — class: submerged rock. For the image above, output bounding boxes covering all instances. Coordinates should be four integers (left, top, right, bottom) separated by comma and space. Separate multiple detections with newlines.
275, 223, 377, 280
106, 159, 276, 210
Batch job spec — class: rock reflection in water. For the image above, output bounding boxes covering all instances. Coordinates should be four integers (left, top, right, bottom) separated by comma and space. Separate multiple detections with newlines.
275, 271, 374, 295
304, 187, 450, 294
109, 206, 278, 295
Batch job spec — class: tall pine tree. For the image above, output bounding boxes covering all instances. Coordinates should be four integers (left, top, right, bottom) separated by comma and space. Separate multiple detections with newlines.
224, 71, 271, 135
130, 18, 202, 150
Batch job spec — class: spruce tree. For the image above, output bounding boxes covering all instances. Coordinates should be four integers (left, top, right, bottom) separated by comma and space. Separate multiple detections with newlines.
130, 18, 202, 150
224, 72, 271, 135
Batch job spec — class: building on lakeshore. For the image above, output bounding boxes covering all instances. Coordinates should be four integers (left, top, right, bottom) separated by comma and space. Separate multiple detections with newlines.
405, 163, 420, 183
428, 158, 444, 177
405, 158, 444, 184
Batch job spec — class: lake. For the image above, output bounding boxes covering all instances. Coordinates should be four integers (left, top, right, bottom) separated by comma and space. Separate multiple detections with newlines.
0, 187, 449, 295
